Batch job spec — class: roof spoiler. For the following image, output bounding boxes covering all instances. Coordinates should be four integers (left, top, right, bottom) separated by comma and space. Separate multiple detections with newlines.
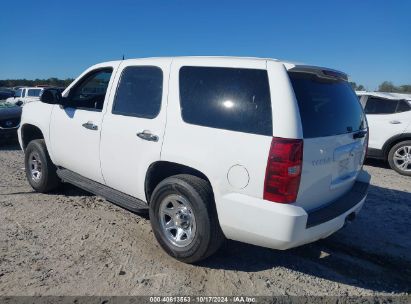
288, 65, 348, 81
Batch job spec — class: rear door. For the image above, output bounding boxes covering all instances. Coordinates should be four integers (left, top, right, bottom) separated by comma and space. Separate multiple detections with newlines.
288, 70, 368, 210
99, 59, 171, 201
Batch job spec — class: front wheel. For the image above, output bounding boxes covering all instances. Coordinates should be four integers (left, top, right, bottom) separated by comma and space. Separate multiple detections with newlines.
388, 140, 411, 176
149, 174, 224, 263
24, 139, 61, 192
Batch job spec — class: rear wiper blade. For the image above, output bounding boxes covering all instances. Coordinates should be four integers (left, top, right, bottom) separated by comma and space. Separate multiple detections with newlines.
353, 130, 368, 139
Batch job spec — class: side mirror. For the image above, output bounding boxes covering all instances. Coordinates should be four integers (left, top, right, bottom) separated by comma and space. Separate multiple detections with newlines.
40, 88, 63, 105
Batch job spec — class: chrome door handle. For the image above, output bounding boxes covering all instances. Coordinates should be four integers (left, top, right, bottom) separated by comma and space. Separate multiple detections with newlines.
82, 121, 98, 130
389, 120, 402, 124
137, 130, 159, 142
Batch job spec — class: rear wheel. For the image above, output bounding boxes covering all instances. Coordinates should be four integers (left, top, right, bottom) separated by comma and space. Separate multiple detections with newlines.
149, 174, 224, 263
24, 139, 61, 192
388, 140, 411, 176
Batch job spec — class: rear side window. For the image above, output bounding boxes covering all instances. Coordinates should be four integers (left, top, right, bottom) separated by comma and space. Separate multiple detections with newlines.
113, 66, 163, 118
179, 66, 272, 136
289, 72, 366, 138
396, 100, 411, 113
364, 97, 397, 114
27, 89, 42, 97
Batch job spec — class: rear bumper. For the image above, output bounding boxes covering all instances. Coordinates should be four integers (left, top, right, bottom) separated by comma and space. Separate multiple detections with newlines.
217, 175, 370, 250
367, 148, 384, 159
306, 180, 369, 228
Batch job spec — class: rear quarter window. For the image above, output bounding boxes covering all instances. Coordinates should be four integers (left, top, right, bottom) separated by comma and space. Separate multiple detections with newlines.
396, 100, 411, 113
179, 66, 272, 136
289, 72, 366, 138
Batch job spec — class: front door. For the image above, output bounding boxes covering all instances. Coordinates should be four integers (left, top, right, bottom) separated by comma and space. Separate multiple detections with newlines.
49, 64, 119, 183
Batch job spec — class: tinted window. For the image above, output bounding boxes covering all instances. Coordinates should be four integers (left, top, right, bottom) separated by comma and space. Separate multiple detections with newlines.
113, 66, 163, 118
179, 66, 272, 136
364, 97, 398, 114
289, 72, 365, 138
27, 89, 42, 97
69, 68, 113, 111
396, 100, 411, 113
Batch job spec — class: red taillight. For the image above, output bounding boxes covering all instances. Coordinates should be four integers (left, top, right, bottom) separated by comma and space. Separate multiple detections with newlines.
263, 137, 303, 204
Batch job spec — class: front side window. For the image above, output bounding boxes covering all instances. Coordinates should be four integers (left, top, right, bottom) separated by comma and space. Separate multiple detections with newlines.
14, 89, 22, 98
364, 97, 398, 115
112, 66, 163, 118
179, 66, 272, 136
27, 89, 42, 97
68, 68, 113, 111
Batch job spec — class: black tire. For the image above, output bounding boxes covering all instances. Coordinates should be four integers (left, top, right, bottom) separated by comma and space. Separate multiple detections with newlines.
387, 140, 411, 176
24, 139, 61, 192
149, 174, 225, 263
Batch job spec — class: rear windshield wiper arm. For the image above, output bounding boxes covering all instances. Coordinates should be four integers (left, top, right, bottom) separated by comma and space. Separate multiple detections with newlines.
353, 130, 368, 139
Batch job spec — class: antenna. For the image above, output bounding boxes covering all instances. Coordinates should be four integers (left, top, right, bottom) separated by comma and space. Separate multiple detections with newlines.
122, 55, 125, 60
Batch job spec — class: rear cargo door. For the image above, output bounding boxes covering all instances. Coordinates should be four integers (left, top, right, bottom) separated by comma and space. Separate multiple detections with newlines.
289, 71, 368, 210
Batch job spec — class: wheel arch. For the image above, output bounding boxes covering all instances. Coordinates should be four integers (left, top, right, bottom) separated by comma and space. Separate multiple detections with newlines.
21, 124, 45, 150
144, 161, 213, 204
382, 133, 411, 158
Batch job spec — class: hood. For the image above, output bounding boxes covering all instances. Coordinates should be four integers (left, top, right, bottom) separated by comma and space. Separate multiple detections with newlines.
0, 103, 22, 120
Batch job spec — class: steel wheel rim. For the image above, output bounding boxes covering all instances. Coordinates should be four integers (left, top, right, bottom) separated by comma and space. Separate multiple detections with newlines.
159, 194, 196, 248
29, 152, 42, 181
393, 146, 411, 172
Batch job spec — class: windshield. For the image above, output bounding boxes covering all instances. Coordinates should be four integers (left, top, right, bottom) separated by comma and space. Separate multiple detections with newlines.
289, 72, 366, 138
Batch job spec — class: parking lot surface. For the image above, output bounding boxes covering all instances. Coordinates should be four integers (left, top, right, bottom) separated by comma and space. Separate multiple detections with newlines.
0, 143, 410, 296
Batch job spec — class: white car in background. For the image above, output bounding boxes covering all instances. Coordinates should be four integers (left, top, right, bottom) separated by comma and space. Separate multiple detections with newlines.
357, 91, 411, 176
6, 87, 43, 106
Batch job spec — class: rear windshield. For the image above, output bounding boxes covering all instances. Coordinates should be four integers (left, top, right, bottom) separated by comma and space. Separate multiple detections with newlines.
289, 72, 366, 138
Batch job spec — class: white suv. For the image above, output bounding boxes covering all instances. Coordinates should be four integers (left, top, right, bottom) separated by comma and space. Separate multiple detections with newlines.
358, 92, 411, 176
18, 57, 370, 263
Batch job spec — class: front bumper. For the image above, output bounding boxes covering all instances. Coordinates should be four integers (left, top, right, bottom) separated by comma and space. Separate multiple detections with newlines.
217, 176, 370, 250
0, 127, 19, 140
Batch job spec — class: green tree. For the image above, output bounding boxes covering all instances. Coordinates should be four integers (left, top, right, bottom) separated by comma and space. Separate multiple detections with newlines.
0, 78, 74, 88
349, 82, 365, 91
378, 81, 396, 92
399, 85, 411, 93
349, 81, 357, 90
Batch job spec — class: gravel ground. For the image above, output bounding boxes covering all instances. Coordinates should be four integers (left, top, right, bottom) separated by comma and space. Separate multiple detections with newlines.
0, 142, 410, 296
